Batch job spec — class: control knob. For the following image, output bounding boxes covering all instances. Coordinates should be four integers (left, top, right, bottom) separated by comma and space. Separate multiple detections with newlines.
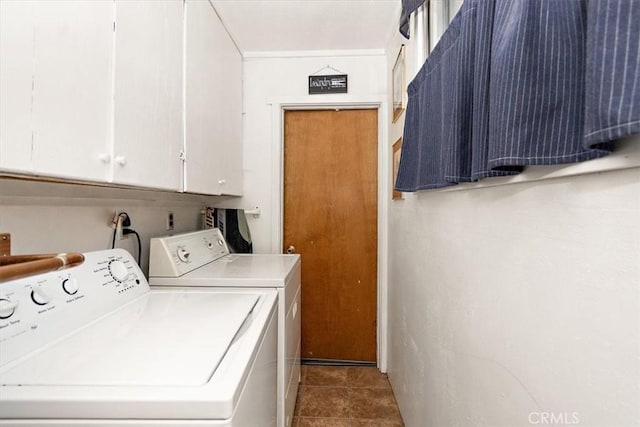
177, 247, 190, 263
0, 298, 18, 319
109, 260, 129, 283
62, 277, 79, 295
30, 288, 50, 306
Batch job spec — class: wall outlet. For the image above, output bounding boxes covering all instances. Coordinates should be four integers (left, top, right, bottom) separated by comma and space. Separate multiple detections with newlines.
116, 216, 125, 240
111, 212, 126, 241
167, 212, 174, 231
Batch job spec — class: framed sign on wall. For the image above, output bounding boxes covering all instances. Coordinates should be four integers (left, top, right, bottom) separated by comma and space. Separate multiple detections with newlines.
392, 45, 406, 123
308, 74, 348, 94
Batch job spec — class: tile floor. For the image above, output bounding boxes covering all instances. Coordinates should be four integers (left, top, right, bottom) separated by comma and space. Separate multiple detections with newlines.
293, 365, 404, 427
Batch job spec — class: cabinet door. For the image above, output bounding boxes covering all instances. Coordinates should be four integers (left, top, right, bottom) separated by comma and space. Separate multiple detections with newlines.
216, 9, 243, 196
0, 1, 113, 180
0, 1, 34, 174
184, 0, 242, 195
112, 0, 183, 191
31, 1, 113, 181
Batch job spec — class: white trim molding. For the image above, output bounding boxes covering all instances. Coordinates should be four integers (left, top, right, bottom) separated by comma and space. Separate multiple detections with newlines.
244, 49, 387, 60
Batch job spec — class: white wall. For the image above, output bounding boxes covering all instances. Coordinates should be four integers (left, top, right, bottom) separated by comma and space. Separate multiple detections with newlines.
222, 50, 392, 368
386, 18, 640, 427
219, 51, 388, 254
0, 179, 227, 275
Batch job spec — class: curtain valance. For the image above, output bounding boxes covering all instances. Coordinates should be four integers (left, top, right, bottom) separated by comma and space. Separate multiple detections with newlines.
396, 0, 640, 192
400, 0, 428, 38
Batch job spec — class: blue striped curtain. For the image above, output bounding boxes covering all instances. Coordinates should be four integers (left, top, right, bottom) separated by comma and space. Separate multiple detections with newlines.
585, 0, 640, 146
396, 0, 640, 192
400, 0, 428, 38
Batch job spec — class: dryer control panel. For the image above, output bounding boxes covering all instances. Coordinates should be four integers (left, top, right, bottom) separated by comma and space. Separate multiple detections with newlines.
148, 229, 230, 278
0, 249, 147, 366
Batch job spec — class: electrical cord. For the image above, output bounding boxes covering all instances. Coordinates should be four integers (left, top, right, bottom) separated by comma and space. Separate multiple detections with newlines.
111, 212, 131, 249
123, 229, 142, 266
110, 212, 141, 266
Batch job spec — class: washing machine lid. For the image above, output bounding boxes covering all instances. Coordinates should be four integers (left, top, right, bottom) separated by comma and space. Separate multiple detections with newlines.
1, 290, 258, 386
154, 254, 300, 288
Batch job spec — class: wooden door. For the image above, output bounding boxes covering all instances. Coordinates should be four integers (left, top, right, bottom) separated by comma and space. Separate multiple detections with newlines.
284, 109, 378, 362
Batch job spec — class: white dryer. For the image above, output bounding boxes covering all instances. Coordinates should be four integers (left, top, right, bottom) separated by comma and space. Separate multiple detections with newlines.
0, 249, 277, 426
149, 229, 301, 427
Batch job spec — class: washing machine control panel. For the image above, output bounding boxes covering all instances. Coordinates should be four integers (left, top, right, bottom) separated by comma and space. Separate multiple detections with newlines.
149, 229, 229, 278
0, 249, 148, 366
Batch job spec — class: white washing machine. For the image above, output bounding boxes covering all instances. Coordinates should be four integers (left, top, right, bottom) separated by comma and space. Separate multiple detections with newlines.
149, 229, 301, 427
0, 248, 277, 426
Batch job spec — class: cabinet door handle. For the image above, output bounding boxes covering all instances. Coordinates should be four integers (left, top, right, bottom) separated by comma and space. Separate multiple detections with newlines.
115, 156, 127, 166
98, 153, 111, 164
218, 179, 226, 185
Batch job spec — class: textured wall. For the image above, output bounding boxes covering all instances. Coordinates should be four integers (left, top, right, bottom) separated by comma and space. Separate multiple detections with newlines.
387, 168, 639, 426
385, 6, 640, 424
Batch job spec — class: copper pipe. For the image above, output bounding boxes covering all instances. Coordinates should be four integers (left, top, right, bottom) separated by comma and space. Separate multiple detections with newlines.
0, 253, 85, 283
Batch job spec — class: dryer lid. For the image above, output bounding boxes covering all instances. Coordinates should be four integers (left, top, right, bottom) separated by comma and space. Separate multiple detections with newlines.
0, 291, 258, 387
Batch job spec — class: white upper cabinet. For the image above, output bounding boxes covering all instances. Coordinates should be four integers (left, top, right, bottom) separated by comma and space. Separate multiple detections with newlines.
0, 1, 34, 174
184, 0, 243, 195
0, 1, 113, 181
112, 0, 184, 191
1, 0, 242, 195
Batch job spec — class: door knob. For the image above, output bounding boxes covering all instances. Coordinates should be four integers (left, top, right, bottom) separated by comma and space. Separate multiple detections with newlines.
286, 245, 296, 254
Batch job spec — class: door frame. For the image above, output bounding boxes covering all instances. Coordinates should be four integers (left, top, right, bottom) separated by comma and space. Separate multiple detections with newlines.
269, 95, 390, 371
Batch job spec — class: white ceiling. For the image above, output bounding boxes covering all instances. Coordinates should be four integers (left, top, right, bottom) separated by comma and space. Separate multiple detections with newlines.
210, 0, 401, 53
